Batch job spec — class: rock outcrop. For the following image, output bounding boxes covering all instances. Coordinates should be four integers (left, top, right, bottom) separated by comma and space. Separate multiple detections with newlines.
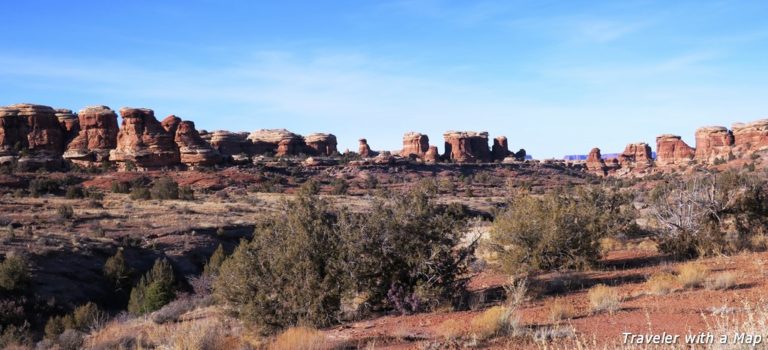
358, 138, 378, 158
732, 119, 768, 154
424, 146, 439, 163
247, 129, 305, 157
401, 132, 430, 158
492, 136, 511, 161
109, 107, 180, 169
443, 131, 491, 163
695, 126, 734, 164
0, 106, 30, 158
56, 109, 79, 145
656, 134, 695, 166
586, 148, 608, 176
63, 106, 119, 166
175, 120, 221, 167
618, 143, 653, 169
161, 115, 182, 136
210, 131, 251, 162
305, 133, 338, 156
0, 104, 64, 169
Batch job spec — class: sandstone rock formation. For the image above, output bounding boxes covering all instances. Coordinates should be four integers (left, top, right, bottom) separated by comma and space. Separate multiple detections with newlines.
492, 136, 511, 161
586, 148, 608, 176
732, 119, 768, 154
161, 115, 182, 136
424, 146, 439, 163
305, 133, 338, 156
211, 131, 252, 162
401, 132, 429, 158
618, 143, 653, 169
0, 106, 31, 158
56, 109, 79, 145
109, 107, 180, 169
247, 129, 305, 157
443, 131, 491, 163
0, 104, 64, 169
656, 134, 695, 166
358, 138, 378, 158
695, 126, 734, 163
63, 106, 119, 166
175, 121, 222, 167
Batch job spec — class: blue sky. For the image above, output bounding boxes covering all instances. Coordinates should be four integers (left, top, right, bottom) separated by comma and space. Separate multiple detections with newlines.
1, 0, 767, 158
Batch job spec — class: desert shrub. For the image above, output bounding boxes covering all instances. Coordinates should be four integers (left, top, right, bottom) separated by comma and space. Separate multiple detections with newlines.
215, 190, 473, 334
0, 324, 32, 349
129, 186, 151, 200
651, 171, 768, 258
151, 298, 196, 324
203, 244, 226, 277
65, 185, 85, 199
490, 186, 634, 273
549, 299, 575, 322
270, 327, 331, 350
103, 250, 131, 294
330, 178, 348, 195
298, 179, 321, 196
677, 263, 709, 289
588, 284, 620, 314
45, 315, 66, 339
58, 329, 84, 350
707, 272, 737, 290
128, 258, 176, 315
110, 181, 130, 194
436, 319, 466, 340
57, 204, 75, 220
72, 302, 106, 331
469, 306, 514, 340
645, 272, 677, 295
150, 177, 179, 200
178, 185, 194, 200
0, 256, 29, 293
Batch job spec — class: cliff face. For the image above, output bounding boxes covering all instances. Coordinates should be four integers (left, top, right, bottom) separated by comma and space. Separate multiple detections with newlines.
443, 131, 492, 163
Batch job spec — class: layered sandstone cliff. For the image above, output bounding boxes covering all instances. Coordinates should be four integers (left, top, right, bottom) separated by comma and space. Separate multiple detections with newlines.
109, 108, 180, 169
656, 134, 695, 166
443, 131, 491, 163
63, 106, 119, 166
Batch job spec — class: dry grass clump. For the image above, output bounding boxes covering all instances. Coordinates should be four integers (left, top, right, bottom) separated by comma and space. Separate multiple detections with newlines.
270, 327, 333, 350
706, 272, 737, 291
599, 237, 624, 253
588, 285, 620, 315
435, 319, 466, 340
469, 306, 515, 340
645, 272, 677, 296
549, 299, 576, 322
677, 262, 709, 289
636, 239, 658, 253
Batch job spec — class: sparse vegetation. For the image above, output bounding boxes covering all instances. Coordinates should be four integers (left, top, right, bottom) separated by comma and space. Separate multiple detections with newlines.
128, 258, 176, 315
549, 299, 575, 322
707, 272, 737, 290
677, 262, 709, 289
270, 327, 331, 350
490, 186, 634, 272
588, 284, 620, 314
469, 306, 514, 340
0, 255, 29, 293
645, 272, 677, 295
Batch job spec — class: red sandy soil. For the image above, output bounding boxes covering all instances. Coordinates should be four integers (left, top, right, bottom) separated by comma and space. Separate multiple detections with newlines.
322, 249, 768, 349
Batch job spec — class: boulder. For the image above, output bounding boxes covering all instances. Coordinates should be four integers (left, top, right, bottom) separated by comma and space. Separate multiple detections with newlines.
656, 134, 695, 166
63, 106, 119, 166
109, 107, 180, 169
400, 132, 430, 158
443, 131, 491, 163
305, 133, 338, 156
695, 126, 734, 163
618, 143, 653, 169
247, 129, 305, 156
358, 138, 378, 158
175, 120, 222, 167
492, 136, 511, 161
